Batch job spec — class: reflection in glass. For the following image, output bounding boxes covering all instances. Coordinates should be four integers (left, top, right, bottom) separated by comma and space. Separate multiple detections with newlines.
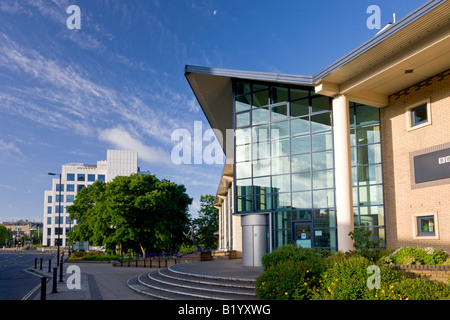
252, 124, 270, 143
273, 211, 291, 229
292, 172, 311, 191
312, 151, 333, 170
236, 178, 252, 196
253, 141, 270, 160
271, 104, 288, 121
313, 189, 334, 208
311, 113, 332, 132
291, 117, 310, 136
291, 154, 311, 173
271, 87, 288, 104
290, 99, 309, 117
311, 132, 333, 152
235, 94, 251, 112
358, 185, 383, 206
236, 161, 251, 179
311, 96, 331, 113
236, 128, 252, 146
356, 124, 380, 145
292, 191, 312, 209
236, 111, 250, 127
253, 177, 271, 194
358, 164, 383, 185
272, 174, 290, 193
271, 120, 289, 139
252, 107, 270, 125
357, 144, 381, 165
291, 135, 310, 155
312, 170, 334, 189
271, 138, 290, 157
273, 193, 291, 210
253, 89, 269, 107
237, 196, 252, 212
272, 156, 290, 175
253, 159, 270, 177
236, 144, 251, 162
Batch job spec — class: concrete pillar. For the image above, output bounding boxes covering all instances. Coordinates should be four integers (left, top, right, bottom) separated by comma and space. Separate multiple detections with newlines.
332, 94, 354, 252
241, 214, 267, 267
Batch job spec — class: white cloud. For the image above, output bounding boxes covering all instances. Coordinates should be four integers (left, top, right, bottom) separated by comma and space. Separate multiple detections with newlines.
98, 127, 171, 165
0, 139, 23, 157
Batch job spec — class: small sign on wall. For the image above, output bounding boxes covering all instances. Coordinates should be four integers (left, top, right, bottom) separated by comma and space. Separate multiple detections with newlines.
413, 147, 450, 183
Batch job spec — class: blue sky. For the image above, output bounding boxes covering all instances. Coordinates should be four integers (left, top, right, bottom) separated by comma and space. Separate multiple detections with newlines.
0, 0, 426, 223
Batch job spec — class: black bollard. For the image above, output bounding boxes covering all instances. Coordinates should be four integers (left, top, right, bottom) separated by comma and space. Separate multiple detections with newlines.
35, 258, 37, 269
40, 277, 47, 300
48, 259, 52, 273
40, 257, 43, 270
52, 267, 58, 293
59, 262, 63, 282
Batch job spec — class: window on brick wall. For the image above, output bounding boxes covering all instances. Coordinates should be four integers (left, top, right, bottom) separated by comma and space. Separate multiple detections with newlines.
412, 212, 439, 239
407, 99, 431, 130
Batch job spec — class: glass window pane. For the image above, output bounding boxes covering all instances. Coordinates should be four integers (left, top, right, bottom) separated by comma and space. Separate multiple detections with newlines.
313, 170, 334, 189
252, 107, 270, 125
273, 211, 291, 229
290, 89, 309, 101
236, 161, 252, 179
253, 159, 270, 177
237, 196, 252, 213
252, 124, 270, 143
273, 229, 291, 250
350, 128, 356, 146
291, 154, 311, 173
292, 172, 311, 191
77, 174, 85, 182
235, 94, 251, 112
272, 156, 290, 175
236, 128, 252, 145
88, 174, 95, 182
273, 193, 291, 210
235, 82, 251, 96
98, 175, 105, 182
312, 151, 334, 170
292, 191, 312, 210
236, 144, 251, 162
418, 216, 435, 236
357, 144, 381, 165
412, 105, 428, 126
349, 106, 355, 126
291, 116, 310, 137
358, 185, 383, 206
253, 89, 269, 107
313, 209, 336, 228
271, 104, 288, 121
311, 96, 331, 113
253, 177, 271, 194
311, 132, 333, 152
358, 164, 383, 185
359, 206, 384, 227
254, 194, 272, 211
67, 174, 75, 181
291, 135, 310, 155
311, 112, 332, 133
292, 210, 313, 221
271, 87, 288, 104
236, 179, 252, 196
290, 99, 309, 117
313, 189, 334, 208
236, 111, 250, 127
314, 228, 336, 248
272, 174, 290, 193
271, 138, 290, 157
271, 120, 289, 139
356, 124, 380, 145
253, 141, 270, 160
356, 105, 379, 124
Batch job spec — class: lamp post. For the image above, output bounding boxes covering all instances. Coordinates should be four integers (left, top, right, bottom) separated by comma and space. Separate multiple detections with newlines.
48, 172, 61, 266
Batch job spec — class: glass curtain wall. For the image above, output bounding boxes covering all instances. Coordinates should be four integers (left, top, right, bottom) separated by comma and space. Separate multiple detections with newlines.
350, 103, 386, 247
233, 81, 337, 251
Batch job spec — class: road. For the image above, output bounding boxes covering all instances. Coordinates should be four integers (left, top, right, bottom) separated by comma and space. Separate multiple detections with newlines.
0, 250, 54, 300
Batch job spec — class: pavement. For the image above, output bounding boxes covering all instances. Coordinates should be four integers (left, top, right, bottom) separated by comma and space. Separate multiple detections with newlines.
26, 258, 263, 300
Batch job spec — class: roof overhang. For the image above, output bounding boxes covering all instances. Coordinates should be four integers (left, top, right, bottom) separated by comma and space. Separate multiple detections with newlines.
314, 0, 450, 107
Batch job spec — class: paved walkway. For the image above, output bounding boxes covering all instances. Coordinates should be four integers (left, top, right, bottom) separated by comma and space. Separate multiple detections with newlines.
28, 259, 263, 300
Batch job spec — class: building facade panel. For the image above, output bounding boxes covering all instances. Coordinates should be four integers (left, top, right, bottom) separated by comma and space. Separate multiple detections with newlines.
382, 70, 450, 251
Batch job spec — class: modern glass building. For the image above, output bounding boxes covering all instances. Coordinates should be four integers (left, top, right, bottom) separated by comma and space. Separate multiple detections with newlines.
186, 0, 450, 266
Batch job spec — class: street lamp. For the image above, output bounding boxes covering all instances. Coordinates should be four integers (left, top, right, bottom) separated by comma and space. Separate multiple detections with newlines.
48, 172, 61, 266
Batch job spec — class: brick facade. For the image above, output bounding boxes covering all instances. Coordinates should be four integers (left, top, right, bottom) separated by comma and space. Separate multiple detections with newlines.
382, 69, 450, 252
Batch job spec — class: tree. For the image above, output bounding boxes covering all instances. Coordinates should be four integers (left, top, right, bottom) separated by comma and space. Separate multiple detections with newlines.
192, 195, 219, 250
68, 173, 192, 255
0, 225, 10, 247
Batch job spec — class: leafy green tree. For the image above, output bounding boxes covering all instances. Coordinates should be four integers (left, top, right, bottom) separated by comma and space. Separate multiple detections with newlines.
0, 225, 10, 246
192, 194, 219, 250
68, 173, 192, 255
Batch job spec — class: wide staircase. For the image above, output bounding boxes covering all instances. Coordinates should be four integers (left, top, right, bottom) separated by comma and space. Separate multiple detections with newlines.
126, 264, 258, 300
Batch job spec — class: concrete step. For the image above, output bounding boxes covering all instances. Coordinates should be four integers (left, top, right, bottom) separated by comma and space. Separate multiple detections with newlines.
126, 266, 257, 300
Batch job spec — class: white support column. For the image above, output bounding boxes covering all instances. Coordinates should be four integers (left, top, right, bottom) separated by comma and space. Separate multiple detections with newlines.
332, 94, 354, 252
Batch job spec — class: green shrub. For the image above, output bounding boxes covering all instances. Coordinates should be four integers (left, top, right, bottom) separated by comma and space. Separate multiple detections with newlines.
255, 259, 328, 300
388, 277, 450, 300
312, 256, 408, 300
388, 247, 449, 265
261, 245, 329, 270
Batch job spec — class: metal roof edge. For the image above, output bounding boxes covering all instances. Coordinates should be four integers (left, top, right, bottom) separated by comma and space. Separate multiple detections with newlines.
185, 65, 314, 85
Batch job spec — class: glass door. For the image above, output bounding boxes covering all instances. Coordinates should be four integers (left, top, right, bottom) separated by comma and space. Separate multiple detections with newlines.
293, 222, 313, 248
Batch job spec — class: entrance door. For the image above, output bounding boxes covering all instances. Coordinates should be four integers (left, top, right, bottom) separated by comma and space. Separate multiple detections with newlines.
293, 222, 313, 248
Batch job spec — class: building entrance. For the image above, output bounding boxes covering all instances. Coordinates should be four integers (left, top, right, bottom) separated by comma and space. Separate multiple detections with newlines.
293, 222, 313, 248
